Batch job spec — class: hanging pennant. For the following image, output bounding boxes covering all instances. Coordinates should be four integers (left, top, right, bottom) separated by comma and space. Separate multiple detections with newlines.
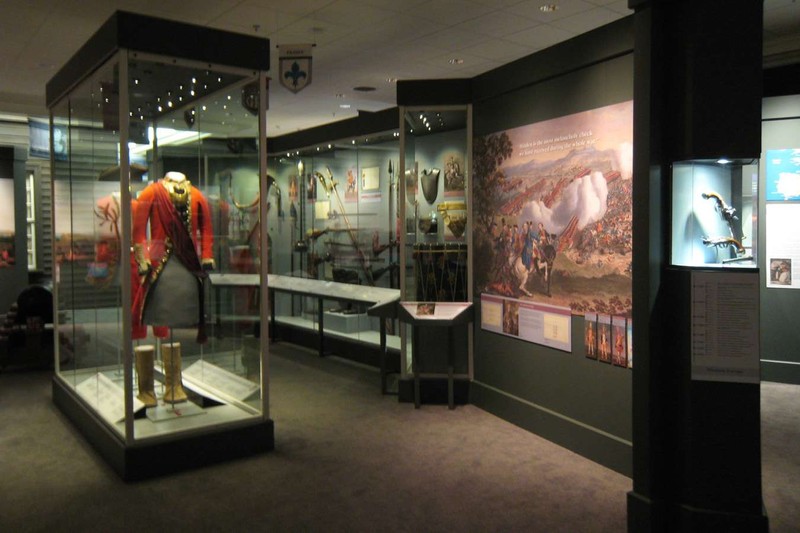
278, 44, 313, 93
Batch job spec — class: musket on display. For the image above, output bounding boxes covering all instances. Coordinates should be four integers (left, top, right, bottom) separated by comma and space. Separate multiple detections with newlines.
700, 191, 752, 262
315, 167, 375, 285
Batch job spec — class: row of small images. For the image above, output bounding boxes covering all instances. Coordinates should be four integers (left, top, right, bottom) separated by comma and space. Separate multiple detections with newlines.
584, 313, 632, 368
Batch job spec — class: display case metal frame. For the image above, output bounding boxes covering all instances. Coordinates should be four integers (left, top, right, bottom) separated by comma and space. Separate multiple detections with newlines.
398, 104, 474, 399
46, 11, 273, 480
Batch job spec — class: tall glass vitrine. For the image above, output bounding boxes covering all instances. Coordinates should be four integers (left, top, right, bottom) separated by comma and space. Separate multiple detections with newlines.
398, 105, 474, 398
48, 11, 273, 480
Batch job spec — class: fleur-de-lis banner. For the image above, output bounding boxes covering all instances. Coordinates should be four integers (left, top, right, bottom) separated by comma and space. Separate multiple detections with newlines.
279, 44, 313, 94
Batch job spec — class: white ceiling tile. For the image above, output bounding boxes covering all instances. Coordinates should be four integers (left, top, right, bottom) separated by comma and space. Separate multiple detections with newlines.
454, 10, 542, 37
584, 0, 621, 6
352, 0, 430, 10
312, 0, 397, 26
413, 0, 497, 26
507, 0, 599, 24
550, 7, 626, 34
469, 0, 530, 8
457, 39, 537, 62
605, 1, 633, 16
210, 6, 303, 34
503, 23, 577, 49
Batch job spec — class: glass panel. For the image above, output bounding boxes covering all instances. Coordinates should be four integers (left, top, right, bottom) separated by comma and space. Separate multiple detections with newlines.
266, 133, 401, 351
128, 56, 264, 439
52, 57, 126, 429
52, 51, 267, 442
671, 159, 759, 267
400, 106, 471, 378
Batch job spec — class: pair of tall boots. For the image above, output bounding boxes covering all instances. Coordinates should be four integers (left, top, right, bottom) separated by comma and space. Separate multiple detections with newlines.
134, 342, 187, 407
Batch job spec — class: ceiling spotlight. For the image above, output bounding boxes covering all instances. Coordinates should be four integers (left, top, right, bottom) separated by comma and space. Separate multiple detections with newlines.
540, 4, 559, 12
448, 58, 464, 65
717, 158, 732, 165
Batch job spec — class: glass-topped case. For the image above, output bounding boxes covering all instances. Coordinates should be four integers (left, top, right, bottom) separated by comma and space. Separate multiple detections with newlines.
671, 158, 759, 267
265, 132, 402, 351
48, 12, 272, 478
399, 105, 473, 383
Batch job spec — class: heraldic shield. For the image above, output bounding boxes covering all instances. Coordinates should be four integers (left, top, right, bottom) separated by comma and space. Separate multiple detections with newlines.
280, 57, 312, 93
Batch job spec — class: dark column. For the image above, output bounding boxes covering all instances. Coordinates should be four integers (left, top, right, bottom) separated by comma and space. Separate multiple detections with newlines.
627, 1, 767, 531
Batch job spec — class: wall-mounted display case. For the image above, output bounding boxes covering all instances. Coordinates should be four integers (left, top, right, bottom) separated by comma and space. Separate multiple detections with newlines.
671, 158, 759, 267
399, 105, 473, 395
265, 129, 402, 356
47, 11, 273, 480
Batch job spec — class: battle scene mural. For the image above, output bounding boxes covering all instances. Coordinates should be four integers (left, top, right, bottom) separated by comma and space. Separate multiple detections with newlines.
473, 101, 633, 317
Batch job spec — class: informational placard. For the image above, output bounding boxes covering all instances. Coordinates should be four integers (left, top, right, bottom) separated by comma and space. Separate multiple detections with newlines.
766, 203, 800, 289
481, 294, 571, 352
314, 199, 330, 220
184, 360, 260, 401
76, 373, 144, 423
691, 270, 760, 383
361, 166, 380, 191
400, 301, 471, 321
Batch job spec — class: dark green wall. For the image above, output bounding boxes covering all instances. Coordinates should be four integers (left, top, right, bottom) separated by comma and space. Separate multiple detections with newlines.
470, 22, 634, 475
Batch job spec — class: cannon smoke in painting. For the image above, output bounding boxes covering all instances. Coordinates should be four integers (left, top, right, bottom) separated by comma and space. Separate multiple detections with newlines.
473, 101, 633, 317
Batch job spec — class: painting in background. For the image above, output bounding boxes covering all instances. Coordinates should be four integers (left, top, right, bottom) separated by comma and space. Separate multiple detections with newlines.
474, 101, 633, 318
0, 179, 15, 268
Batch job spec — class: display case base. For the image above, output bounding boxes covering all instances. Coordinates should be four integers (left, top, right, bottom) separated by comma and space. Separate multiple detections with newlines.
397, 377, 469, 406
627, 491, 768, 533
53, 377, 274, 482
272, 321, 400, 371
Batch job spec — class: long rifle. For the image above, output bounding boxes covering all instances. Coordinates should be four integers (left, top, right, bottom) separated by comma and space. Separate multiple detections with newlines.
316, 167, 374, 285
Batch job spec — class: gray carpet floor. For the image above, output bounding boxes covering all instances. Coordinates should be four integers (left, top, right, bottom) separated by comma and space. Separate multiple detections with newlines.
0, 343, 797, 532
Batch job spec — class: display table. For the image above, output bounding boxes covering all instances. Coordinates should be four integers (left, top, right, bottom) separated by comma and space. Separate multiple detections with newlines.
208, 274, 400, 392
398, 302, 474, 409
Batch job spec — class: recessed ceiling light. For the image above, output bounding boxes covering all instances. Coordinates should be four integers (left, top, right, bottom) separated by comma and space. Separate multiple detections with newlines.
717, 158, 732, 164
449, 58, 464, 65
340, 104, 351, 109
540, 4, 558, 12
386, 77, 397, 83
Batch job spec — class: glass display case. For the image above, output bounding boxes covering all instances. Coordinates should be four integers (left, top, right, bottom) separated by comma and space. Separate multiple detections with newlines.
671, 158, 759, 267
48, 12, 273, 480
265, 131, 402, 355
399, 105, 473, 392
